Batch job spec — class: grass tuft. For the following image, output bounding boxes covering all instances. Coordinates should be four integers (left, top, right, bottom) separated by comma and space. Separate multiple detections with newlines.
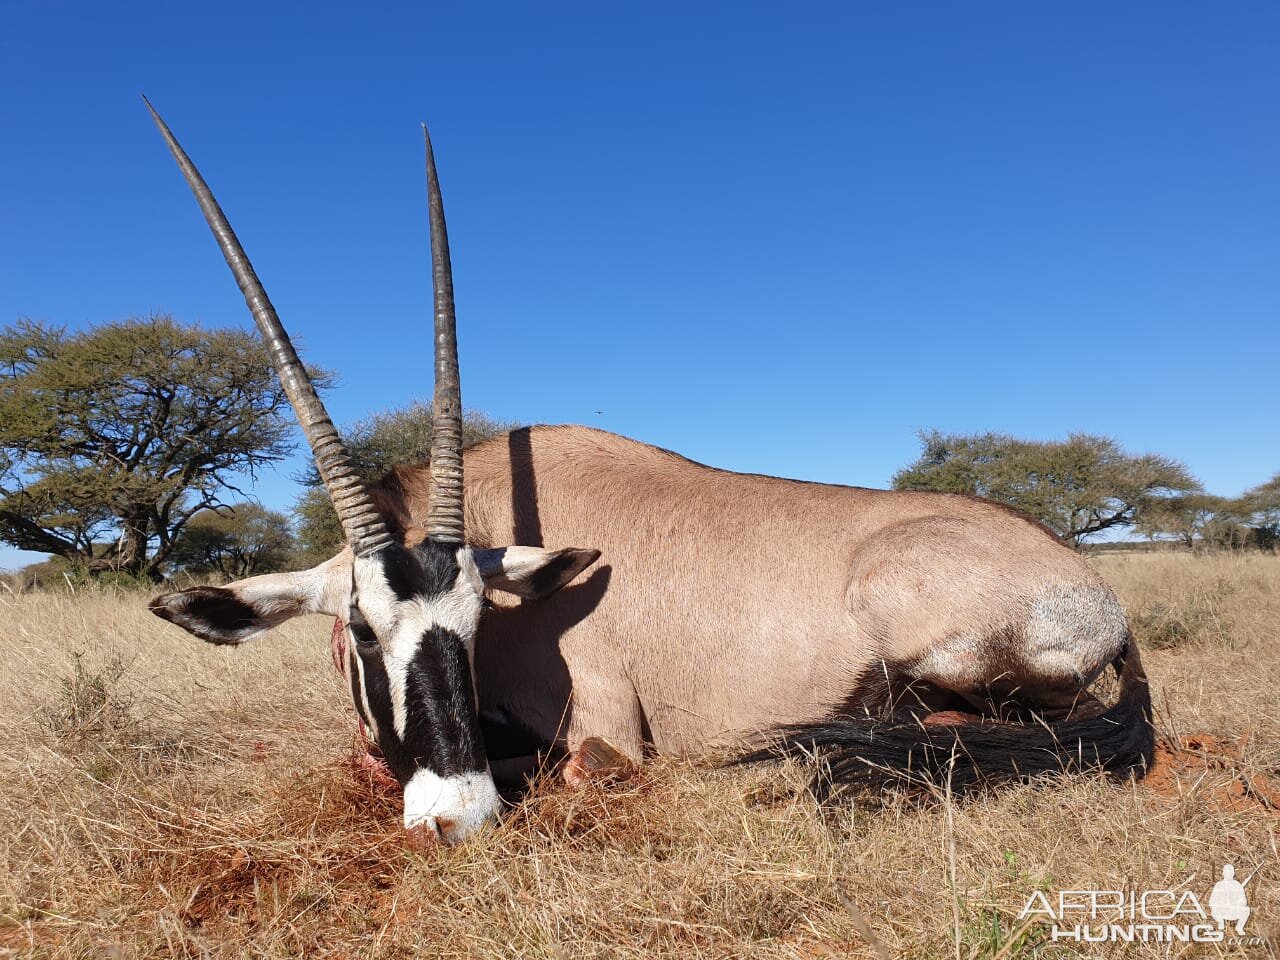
43, 652, 135, 740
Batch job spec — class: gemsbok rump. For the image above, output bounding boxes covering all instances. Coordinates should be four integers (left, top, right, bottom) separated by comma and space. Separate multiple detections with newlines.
147, 105, 1155, 841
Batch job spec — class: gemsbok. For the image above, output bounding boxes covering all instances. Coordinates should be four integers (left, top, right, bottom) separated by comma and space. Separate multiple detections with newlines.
147, 104, 1155, 842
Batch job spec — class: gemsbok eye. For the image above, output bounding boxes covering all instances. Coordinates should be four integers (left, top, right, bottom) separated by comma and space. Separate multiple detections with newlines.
347, 606, 378, 647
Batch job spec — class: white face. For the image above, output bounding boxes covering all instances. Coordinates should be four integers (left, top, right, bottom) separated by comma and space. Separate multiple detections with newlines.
340, 541, 500, 840
149, 539, 601, 842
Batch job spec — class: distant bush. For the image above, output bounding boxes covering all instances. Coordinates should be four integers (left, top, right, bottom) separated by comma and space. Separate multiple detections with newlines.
168, 503, 295, 579
7, 555, 160, 593
1237, 473, 1280, 551
293, 401, 515, 564
8, 555, 77, 591
893, 431, 1201, 547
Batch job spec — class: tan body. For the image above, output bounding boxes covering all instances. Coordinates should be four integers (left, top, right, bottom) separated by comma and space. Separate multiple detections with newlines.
373, 425, 1130, 763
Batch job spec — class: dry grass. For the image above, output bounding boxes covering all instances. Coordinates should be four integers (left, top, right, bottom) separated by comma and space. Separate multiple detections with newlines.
0, 554, 1277, 958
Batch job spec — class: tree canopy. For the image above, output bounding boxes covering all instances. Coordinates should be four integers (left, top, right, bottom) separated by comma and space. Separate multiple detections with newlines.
293, 401, 514, 564
168, 503, 295, 579
1236, 473, 1280, 550
0, 316, 316, 579
892, 430, 1202, 546
1134, 493, 1248, 550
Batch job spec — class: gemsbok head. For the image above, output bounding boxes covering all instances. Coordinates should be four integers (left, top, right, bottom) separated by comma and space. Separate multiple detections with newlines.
143, 100, 600, 843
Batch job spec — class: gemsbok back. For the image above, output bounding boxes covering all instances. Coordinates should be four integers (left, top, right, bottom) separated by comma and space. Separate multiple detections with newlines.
148, 106, 1155, 839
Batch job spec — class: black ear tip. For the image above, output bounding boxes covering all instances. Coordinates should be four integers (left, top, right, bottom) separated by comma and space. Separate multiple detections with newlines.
147, 586, 260, 644
559, 547, 601, 570
561, 548, 602, 581
149, 592, 180, 620
149, 585, 215, 614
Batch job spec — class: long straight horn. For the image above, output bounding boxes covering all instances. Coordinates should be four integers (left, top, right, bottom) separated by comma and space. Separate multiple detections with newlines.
144, 97, 394, 558
422, 124, 464, 544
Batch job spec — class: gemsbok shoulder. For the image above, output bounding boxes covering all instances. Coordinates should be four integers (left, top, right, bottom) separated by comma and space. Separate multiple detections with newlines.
147, 105, 1155, 842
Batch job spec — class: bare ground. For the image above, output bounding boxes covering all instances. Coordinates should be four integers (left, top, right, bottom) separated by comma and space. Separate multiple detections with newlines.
0, 553, 1277, 958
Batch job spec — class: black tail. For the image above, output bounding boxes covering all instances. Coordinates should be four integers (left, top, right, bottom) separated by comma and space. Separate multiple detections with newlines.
737, 641, 1154, 797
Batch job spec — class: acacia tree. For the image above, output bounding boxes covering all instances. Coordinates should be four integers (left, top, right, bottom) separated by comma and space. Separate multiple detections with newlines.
0, 316, 315, 579
1134, 493, 1249, 550
168, 503, 295, 579
892, 430, 1201, 546
1238, 473, 1280, 550
294, 400, 513, 564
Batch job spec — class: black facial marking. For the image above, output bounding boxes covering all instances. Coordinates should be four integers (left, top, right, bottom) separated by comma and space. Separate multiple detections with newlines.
347, 605, 378, 647
402, 625, 487, 777
149, 587, 261, 644
348, 630, 486, 784
352, 641, 412, 780
345, 539, 487, 784
348, 647, 373, 732
379, 540, 461, 602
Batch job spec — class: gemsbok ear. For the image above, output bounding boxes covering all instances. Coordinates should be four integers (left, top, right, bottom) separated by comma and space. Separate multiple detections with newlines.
473, 546, 601, 600
149, 552, 351, 645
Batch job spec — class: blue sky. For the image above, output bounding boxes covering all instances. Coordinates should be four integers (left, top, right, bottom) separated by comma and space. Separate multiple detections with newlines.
2, 2, 1277, 570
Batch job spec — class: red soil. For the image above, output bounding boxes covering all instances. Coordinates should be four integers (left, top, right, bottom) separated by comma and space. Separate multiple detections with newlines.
1143, 733, 1280, 816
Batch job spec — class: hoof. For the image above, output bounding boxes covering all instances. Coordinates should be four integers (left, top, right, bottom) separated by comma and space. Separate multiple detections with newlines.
563, 736, 637, 788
